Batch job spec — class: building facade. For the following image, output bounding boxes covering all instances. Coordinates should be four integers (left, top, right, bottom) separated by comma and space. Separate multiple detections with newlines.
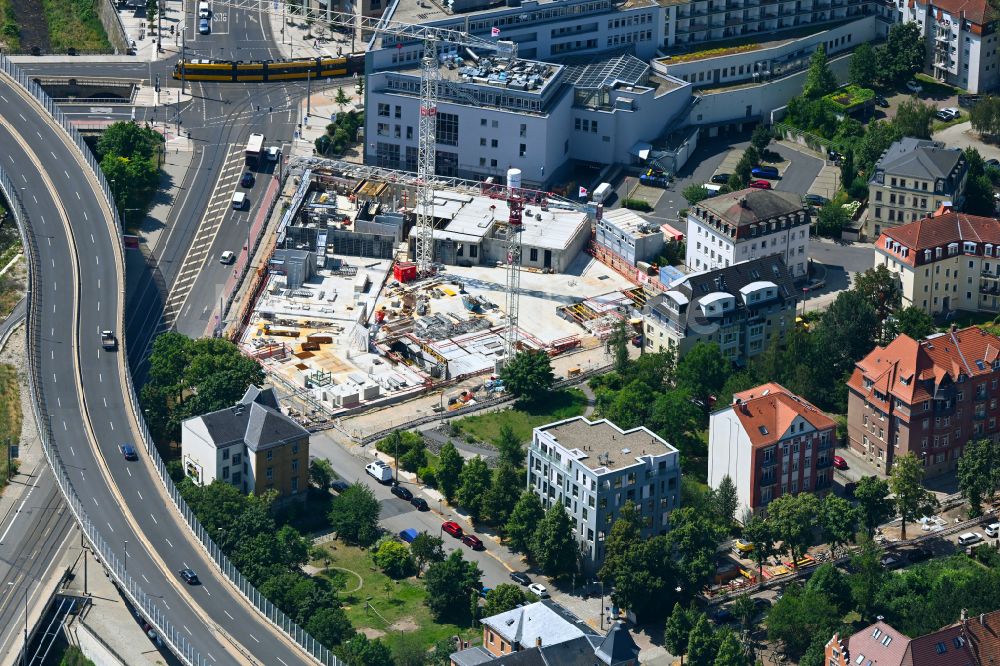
709, 382, 836, 520
846, 326, 1000, 477
875, 207, 1000, 316
596, 207, 665, 266
526, 417, 681, 574
867, 138, 968, 238
685, 188, 809, 277
181, 387, 310, 503
644, 254, 799, 363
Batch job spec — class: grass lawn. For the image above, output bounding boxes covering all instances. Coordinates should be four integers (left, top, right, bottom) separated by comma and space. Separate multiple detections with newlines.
0, 0, 20, 52
913, 73, 967, 97
0, 363, 22, 487
311, 542, 479, 653
40, 0, 111, 52
452, 388, 587, 444
943, 310, 1000, 332
932, 114, 967, 133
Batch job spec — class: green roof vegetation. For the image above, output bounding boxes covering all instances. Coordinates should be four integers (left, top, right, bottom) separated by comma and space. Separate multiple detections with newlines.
822, 85, 875, 111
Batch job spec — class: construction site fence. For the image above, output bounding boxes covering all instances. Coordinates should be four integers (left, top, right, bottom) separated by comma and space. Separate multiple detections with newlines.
0, 54, 343, 666
587, 242, 666, 293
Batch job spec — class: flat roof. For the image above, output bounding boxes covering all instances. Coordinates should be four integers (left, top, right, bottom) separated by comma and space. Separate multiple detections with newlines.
390, 0, 571, 28
539, 417, 676, 472
601, 208, 661, 237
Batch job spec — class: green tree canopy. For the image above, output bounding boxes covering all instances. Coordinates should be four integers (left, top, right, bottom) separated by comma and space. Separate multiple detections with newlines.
881, 21, 925, 82
436, 440, 465, 502
713, 475, 738, 526
501, 349, 554, 402
804, 45, 837, 98
891, 306, 935, 341
848, 42, 878, 87
532, 504, 578, 578
484, 583, 527, 616
669, 506, 725, 590
457, 456, 492, 522
817, 201, 850, 238
505, 491, 545, 557
742, 515, 776, 581
424, 550, 482, 623
328, 483, 381, 547
766, 583, 839, 657
334, 634, 393, 666
767, 493, 821, 565
495, 423, 525, 468
485, 462, 522, 528
683, 184, 711, 205
373, 539, 416, 578
893, 99, 936, 139
854, 475, 895, 536
309, 458, 334, 489
97, 120, 163, 161
410, 532, 445, 576
686, 614, 719, 666
664, 603, 696, 662
889, 452, 939, 539
676, 342, 730, 415
751, 124, 771, 152
820, 494, 859, 552
958, 438, 1000, 516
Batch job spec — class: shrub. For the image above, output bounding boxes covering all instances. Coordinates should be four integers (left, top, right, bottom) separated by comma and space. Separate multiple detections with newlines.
622, 198, 652, 212
418, 465, 438, 488
373, 540, 416, 578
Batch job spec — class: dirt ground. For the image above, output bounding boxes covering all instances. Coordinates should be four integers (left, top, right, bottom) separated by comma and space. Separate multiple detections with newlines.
8, 0, 49, 53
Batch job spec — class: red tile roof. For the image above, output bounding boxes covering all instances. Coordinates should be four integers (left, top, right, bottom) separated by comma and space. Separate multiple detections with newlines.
877, 212, 1000, 266
730, 382, 835, 448
843, 621, 911, 666
920, 0, 999, 26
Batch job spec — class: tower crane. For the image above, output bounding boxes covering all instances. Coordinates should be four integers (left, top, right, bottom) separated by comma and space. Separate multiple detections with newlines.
184, 0, 517, 275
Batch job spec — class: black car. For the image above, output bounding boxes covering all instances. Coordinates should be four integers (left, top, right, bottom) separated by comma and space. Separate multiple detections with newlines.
710, 607, 734, 625
240, 172, 255, 188
710, 173, 730, 184
510, 572, 532, 586
803, 193, 829, 207
907, 547, 933, 563
179, 568, 200, 585
411, 496, 429, 511
988, 158, 1000, 169
330, 479, 350, 493
875, 95, 889, 108
390, 483, 413, 501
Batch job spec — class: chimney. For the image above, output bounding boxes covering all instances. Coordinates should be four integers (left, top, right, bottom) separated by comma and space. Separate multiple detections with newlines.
877, 615, 885, 622
962, 608, 969, 622
535, 637, 543, 648
738, 197, 748, 208
981, 613, 986, 626
951, 323, 958, 333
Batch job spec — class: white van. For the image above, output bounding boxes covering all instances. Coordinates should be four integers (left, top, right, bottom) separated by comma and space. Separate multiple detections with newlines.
198, 1, 210, 18
365, 460, 393, 483
231, 192, 247, 210
704, 183, 723, 197
986, 523, 1000, 538
958, 532, 983, 546
592, 182, 612, 204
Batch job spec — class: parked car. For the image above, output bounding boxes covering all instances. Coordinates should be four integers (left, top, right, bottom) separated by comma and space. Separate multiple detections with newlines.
985, 522, 1000, 538
880, 554, 903, 570
958, 532, 984, 546
179, 568, 200, 585
241, 172, 255, 188
751, 165, 779, 179
266, 146, 281, 162
365, 460, 393, 483
219, 250, 235, 265
875, 95, 889, 108
411, 497, 429, 511
710, 607, 734, 625
988, 158, 1000, 169
120, 443, 138, 461
390, 483, 413, 501
198, 17, 210, 34
827, 149, 843, 164
906, 80, 923, 93
442, 521, 463, 538
832, 455, 848, 470
399, 528, 419, 543
510, 571, 531, 586
733, 539, 754, 554
711, 173, 730, 184
906, 547, 933, 563
749, 179, 772, 190
479, 587, 492, 599
330, 479, 350, 493
528, 583, 549, 598
462, 534, 484, 550
803, 193, 829, 206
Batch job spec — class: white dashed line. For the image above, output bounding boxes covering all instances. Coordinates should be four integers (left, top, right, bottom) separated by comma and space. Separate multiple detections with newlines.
137, 491, 143, 500
92, 497, 98, 506
150, 514, 157, 524
248, 633, 260, 643
165, 538, 173, 547
224, 610, 234, 620
106, 522, 114, 532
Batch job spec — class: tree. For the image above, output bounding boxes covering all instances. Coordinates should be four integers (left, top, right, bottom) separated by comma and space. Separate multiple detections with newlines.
495, 423, 525, 468
410, 532, 445, 576
882, 21, 925, 82
59, 646, 96, 666
501, 349, 554, 402
309, 458, 334, 489
334, 87, 351, 112
962, 148, 996, 216
751, 124, 771, 153
457, 456, 492, 522
713, 475, 738, 526
714, 630, 750, 666
505, 491, 544, 556
804, 45, 836, 99
146, 0, 158, 24
648, 388, 704, 460
606, 318, 632, 375
393, 632, 431, 666
892, 306, 935, 340
424, 550, 482, 623
665, 603, 695, 664
436, 441, 464, 502
856, 120, 902, 175
767, 493, 821, 565
820, 494, 858, 554
815, 290, 880, 382
400, 436, 428, 473
849, 534, 886, 620
766, 584, 838, 656
971, 96, 1000, 137
305, 607, 354, 648
328, 483, 381, 546
532, 504, 578, 578
853, 265, 901, 343
806, 563, 852, 616
600, 501, 642, 585
97, 121, 163, 162
741, 515, 775, 582
683, 184, 711, 205
483, 583, 527, 616
335, 634, 393, 666
958, 438, 1000, 517
840, 149, 856, 190
676, 342, 730, 415
373, 539, 416, 578
854, 476, 895, 536
484, 463, 522, 528
848, 42, 878, 87
730, 593, 757, 633
888, 452, 939, 539
669, 507, 725, 590
686, 615, 718, 666
816, 201, 850, 237
894, 99, 936, 139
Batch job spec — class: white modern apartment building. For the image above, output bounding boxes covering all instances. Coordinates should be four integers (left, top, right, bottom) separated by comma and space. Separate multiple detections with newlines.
527, 417, 681, 573
686, 188, 810, 277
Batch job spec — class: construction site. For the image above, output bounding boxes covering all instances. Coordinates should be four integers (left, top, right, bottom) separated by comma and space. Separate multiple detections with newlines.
235, 162, 651, 420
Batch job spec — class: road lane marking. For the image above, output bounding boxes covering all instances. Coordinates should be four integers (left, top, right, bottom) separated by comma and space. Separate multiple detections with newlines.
63, 170, 68, 179
165, 538, 173, 547
137, 491, 142, 500
248, 633, 259, 643
106, 522, 114, 532
142, 574, 150, 583
150, 514, 157, 524
208, 653, 216, 662
92, 497, 98, 506
109, 420, 114, 431
69, 446, 75, 456
224, 610, 234, 620
163, 601, 170, 610
0, 95, 7, 102
126, 468, 131, 477
184, 625, 192, 635
276, 658, 289, 666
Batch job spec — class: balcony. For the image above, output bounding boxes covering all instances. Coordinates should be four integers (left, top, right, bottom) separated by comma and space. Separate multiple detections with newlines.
817, 457, 832, 469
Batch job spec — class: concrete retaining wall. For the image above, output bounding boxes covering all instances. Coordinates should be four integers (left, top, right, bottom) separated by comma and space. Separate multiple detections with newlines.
95, 0, 130, 55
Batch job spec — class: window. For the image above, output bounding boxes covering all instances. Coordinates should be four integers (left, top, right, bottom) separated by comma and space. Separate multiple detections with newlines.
266, 450, 273, 461
530, 248, 538, 262
436, 112, 459, 146
377, 103, 390, 117
266, 467, 274, 480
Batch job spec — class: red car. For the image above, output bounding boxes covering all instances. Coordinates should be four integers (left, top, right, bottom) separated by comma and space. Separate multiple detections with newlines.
749, 179, 772, 190
442, 521, 463, 538
462, 534, 484, 550
832, 455, 848, 470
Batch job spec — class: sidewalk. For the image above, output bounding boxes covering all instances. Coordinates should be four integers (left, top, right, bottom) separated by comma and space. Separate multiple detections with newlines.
292, 84, 365, 160
265, 7, 361, 61
0, 324, 43, 535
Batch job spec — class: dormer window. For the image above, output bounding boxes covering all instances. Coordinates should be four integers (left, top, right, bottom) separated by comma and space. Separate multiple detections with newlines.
924, 249, 932, 262
964, 241, 977, 254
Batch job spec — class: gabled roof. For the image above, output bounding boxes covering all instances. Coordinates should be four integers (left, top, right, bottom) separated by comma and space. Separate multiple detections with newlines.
728, 382, 836, 448
921, 0, 999, 26
842, 621, 911, 666
188, 385, 308, 451
877, 211, 1000, 263
695, 188, 803, 227
874, 137, 964, 181
240, 385, 280, 410
595, 621, 640, 665
481, 600, 593, 649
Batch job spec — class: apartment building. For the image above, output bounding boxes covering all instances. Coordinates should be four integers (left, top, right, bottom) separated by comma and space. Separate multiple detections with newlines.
846, 326, 1000, 477
875, 206, 1000, 316
867, 138, 968, 238
181, 386, 310, 503
526, 417, 681, 573
685, 188, 809, 277
643, 254, 798, 363
886, 0, 1000, 93
709, 383, 836, 520
450, 600, 640, 666
825, 610, 1000, 666
595, 207, 665, 266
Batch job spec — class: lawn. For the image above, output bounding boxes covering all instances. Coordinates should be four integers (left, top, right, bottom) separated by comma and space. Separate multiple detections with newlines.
451, 388, 587, 444
40, 0, 110, 52
913, 73, 967, 97
0, 0, 20, 52
311, 542, 479, 653
943, 310, 1000, 332
0, 363, 22, 488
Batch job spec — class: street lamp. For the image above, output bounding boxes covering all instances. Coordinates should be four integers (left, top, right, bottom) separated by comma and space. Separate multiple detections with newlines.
123, 540, 128, 580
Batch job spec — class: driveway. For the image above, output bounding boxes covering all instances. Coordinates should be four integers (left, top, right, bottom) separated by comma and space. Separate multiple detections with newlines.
934, 121, 1000, 161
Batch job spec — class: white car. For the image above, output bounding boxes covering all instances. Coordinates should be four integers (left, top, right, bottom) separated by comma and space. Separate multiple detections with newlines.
219, 250, 235, 264
985, 522, 1000, 538
958, 532, 984, 546
266, 146, 281, 162
528, 583, 549, 598
906, 80, 923, 93
365, 460, 393, 483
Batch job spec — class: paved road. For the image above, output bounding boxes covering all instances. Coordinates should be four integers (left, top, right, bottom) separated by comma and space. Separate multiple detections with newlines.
0, 55, 317, 666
